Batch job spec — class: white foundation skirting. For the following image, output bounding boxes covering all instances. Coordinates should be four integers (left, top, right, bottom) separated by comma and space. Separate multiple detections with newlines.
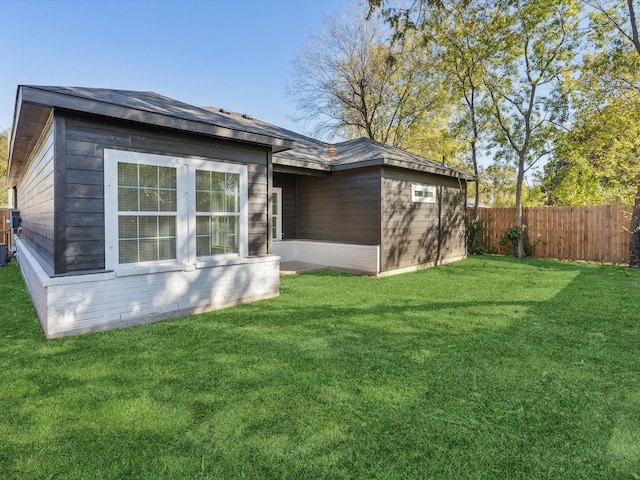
16, 239, 280, 338
273, 240, 380, 275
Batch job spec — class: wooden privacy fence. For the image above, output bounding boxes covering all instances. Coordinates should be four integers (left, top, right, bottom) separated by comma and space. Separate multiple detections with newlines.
470, 205, 633, 264
0, 209, 10, 252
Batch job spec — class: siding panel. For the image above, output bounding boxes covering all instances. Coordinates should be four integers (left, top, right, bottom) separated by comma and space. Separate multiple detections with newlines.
381, 167, 467, 272
61, 114, 271, 271
297, 168, 381, 244
17, 119, 56, 274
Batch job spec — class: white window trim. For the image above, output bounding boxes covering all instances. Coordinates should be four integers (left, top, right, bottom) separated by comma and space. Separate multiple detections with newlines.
104, 149, 248, 276
272, 187, 282, 241
411, 184, 437, 203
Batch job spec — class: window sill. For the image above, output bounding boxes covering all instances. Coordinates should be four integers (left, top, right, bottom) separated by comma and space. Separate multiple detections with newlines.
114, 255, 280, 277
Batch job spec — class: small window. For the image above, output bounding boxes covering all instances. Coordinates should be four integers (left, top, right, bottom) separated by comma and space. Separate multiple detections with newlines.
411, 184, 436, 203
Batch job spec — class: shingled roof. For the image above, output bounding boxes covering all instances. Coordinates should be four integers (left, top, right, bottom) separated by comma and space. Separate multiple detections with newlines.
236, 107, 474, 179
8, 85, 297, 184
9, 86, 474, 183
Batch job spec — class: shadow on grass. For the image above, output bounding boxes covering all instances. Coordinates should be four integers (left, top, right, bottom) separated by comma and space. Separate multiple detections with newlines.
0, 258, 639, 479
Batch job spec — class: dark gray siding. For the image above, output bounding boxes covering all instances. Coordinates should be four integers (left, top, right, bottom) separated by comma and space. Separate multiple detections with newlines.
273, 172, 298, 239
16, 118, 56, 275
381, 167, 467, 272
297, 168, 381, 244
59, 112, 271, 273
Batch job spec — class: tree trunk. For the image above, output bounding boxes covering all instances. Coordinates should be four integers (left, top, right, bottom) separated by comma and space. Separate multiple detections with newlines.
472, 139, 480, 221
630, 183, 640, 267
515, 153, 526, 258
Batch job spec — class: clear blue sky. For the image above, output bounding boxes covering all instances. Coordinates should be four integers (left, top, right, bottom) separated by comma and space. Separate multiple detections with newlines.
0, 0, 351, 135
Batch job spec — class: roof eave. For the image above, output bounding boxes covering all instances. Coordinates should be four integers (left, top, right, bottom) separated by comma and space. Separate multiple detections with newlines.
383, 158, 475, 180
272, 156, 332, 172
331, 157, 474, 180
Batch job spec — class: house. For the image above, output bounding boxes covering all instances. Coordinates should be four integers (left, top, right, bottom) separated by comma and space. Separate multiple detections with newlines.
7, 85, 473, 338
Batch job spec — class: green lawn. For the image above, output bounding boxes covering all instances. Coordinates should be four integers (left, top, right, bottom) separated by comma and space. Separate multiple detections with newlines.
1, 256, 639, 479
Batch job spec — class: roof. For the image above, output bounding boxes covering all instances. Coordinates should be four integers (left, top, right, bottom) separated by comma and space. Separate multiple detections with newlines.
8, 85, 296, 184
8, 85, 474, 184
332, 138, 474, 179
239, 109, 474, 180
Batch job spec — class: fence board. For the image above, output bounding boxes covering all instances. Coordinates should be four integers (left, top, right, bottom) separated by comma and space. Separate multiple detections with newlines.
0, 209, 11, 254
470, 205, 632, 264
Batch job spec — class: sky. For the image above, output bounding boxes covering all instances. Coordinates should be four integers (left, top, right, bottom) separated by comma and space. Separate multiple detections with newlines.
0, 0, 352, 136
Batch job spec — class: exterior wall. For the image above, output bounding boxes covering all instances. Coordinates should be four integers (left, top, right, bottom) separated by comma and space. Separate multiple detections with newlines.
59, 113, 272, 273
273, 172, 298, 239
297, 168, 381, 244
273, 240, 379, 275
13, 111, 278, 337
17, 238, 279, 338
16, 116, 56, 275
381, 167, 467, 272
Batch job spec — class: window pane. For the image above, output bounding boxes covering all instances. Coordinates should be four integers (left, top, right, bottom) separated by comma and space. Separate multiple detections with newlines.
119, 187, 139, 211
139, 238, 158, 262
117, 162, 176, 214
196, 170, 210, 190
139, 165, 157, 188
212, 172, 225, 192
159, 189, 177, 211
158, 166, 176, 189
196, 191, 210, 212
226, 217, 238, 252
118, 162, 138, 187
140, 189, 159, 211
212, 192, 225, 212
139, 216, 157, 238
158, 216, 176, 237
196, 170, 240, 217
196, 214, 239, 257
158, 238, 176, 261
119, 239, 138, 264
196, 236, 210, 257
196, 216, 210, 235
119, 216, 138, 239
118, 215, 176, 264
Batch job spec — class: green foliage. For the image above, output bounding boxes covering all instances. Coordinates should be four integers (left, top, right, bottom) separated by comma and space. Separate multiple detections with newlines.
466, 218, 489, 254
2, 258, 640, 478
499, 224, 540, 257
538, 0, 640, 207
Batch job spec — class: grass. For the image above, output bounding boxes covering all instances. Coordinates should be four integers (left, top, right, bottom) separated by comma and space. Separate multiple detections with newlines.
0, 256, 639, 479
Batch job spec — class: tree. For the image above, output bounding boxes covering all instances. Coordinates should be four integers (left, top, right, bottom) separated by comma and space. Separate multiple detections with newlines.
581, 0, 640, 265
369, 0, 492, 218
288, 3, 460, 161
542, 94, 640, 205
480, 0, 582, 257
370, 0, 582, 257
428, 1, 494, 219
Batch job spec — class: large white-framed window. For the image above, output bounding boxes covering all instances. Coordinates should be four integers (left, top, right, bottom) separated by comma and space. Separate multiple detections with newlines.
272, 187, 282, 240
411, 184, 437, 203
105, 149, 248, 274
